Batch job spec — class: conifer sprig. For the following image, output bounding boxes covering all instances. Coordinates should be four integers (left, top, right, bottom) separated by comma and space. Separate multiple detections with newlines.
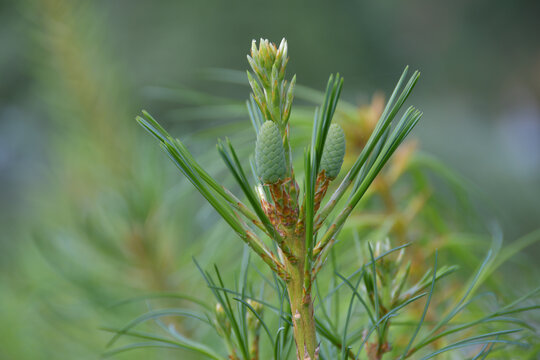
137, 39, 422, 360
118, 39, 540, 360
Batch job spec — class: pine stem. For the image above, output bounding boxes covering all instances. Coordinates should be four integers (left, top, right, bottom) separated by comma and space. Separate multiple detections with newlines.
285, 234, 318, 360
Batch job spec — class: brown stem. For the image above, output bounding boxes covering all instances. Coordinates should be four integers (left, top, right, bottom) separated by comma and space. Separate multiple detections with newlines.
249, 334, 260, 360
313, 173, 331, 214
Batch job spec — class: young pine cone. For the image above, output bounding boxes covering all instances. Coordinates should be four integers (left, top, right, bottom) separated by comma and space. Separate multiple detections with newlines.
320, 123, 346, 179
255, 121, 287, 184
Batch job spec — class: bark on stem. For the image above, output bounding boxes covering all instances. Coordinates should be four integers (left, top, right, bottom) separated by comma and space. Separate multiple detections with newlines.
285, 235, 318, 360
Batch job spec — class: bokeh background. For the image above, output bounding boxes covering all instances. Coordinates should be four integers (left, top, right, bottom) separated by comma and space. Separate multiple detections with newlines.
0, 0, 539, 359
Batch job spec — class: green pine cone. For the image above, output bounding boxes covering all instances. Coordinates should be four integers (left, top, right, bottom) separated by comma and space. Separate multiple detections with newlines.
320, 123, 346, 179
255, 121, 287, 184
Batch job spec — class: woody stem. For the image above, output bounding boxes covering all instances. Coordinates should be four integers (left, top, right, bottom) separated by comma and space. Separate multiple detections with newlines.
284, 233, 318, 360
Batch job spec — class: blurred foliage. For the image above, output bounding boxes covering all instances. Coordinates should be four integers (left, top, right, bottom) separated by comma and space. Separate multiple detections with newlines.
1, 0, 237, 358
0, 0, 538, 359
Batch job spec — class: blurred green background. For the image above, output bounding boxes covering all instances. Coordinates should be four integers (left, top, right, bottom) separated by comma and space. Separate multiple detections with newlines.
0, 0, 539, 359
